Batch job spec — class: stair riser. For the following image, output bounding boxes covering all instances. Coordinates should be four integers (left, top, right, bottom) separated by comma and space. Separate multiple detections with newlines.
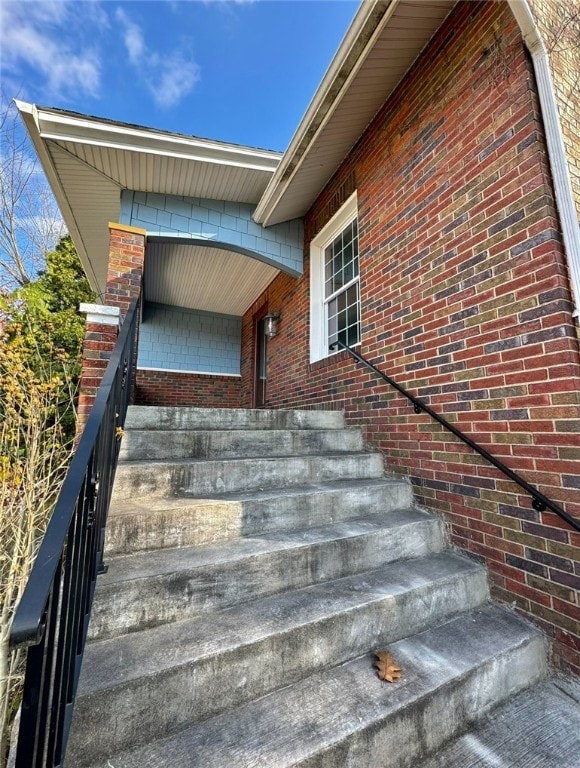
119, 429, 363, 461
89, 518, 446, 641
306, 637, 547, 768
125, 406, 345, 432
70, 568, 487, 764
105, 482, 414, 555
111, 453, 385, 500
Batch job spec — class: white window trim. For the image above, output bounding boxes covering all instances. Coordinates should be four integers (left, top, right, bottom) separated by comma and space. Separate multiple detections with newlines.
310, 191, 358, 364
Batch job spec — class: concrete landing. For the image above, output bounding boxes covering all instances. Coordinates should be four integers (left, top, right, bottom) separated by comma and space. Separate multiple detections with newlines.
420, 677, 580, 768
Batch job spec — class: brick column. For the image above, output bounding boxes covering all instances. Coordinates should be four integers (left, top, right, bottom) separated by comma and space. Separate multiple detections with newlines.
76, 305, 121, 436
76, 223, 146, 436
106, 223, 146, 317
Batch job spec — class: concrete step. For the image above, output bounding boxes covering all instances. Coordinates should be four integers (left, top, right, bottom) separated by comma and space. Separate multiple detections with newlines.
69, 551, 488, 765
105, 478, 413, 555
89, 508, 446, 641
82, 605, 547, 768
420, 677, 580, 768
111, 451, 385, 501
124, 405, 345, 432
119, 427, 364, 462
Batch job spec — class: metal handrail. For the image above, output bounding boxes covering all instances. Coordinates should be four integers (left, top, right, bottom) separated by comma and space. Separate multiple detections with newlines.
333, 340, 580, 533
9, 296, 140, 767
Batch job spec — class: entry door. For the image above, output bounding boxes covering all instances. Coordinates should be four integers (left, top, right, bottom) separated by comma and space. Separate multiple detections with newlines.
254, 315, 268, 407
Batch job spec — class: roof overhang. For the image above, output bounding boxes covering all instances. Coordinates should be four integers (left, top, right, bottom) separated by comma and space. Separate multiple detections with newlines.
254, 0, 457, 226
15, 102, 281, 297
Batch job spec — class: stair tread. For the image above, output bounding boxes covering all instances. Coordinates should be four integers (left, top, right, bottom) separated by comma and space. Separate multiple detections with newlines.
98, 508, 434, 584
111, 451, 385, 500
119, 428, 364, 461
87, 605, 545, 768
116, 450, 379, 466
124, 406, 345, 431
420, 677, 580, 768
80, 550, 483, 696
108, 477, 409, 516
122, 428, 361, 435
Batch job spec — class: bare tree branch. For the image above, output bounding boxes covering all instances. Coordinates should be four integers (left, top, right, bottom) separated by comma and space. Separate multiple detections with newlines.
0, 97, 65, 291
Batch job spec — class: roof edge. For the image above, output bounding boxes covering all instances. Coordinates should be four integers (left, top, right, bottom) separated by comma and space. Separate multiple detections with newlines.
15, 100, 101, 290
19, 102, 282, 173
254, 0, 399, 225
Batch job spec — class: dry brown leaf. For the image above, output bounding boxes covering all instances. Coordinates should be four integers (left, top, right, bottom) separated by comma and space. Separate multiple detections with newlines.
373, 650, 402, 682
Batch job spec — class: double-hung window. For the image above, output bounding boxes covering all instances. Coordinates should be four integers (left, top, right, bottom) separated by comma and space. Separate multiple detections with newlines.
310, 192, 360, 363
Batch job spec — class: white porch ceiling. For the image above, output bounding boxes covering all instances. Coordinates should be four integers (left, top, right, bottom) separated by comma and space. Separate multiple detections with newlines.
255, 0, 457, 226
145, 241, 279, 316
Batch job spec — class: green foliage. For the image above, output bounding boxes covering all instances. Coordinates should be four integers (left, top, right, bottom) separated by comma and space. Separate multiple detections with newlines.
0, 293, 76, 768
1, 235, 96, 438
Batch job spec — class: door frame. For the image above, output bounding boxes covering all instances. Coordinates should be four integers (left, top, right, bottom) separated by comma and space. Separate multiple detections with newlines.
252, 303, 269, 408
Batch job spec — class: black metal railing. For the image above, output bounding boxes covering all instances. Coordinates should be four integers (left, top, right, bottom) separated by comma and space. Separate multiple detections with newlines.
333, 340, 580, 532
9, 296, 140, 767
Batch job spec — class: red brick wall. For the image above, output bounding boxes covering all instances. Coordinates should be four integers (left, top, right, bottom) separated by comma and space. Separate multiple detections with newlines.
77, 224, 147, 435
106, 225, 146, 317
135, 368, 242, 408
241, 0, 580, 674
77, 321, 119, 432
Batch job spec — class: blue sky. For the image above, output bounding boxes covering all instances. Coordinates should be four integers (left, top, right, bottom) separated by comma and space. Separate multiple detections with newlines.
2, 0, 359, 151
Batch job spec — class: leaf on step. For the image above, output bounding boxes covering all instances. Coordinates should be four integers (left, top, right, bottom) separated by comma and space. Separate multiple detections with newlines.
373, 650, 402, 683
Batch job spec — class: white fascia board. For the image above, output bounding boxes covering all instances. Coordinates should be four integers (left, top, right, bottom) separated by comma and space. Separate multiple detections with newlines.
14, 101, 100, 289
508, 0, 580, 317
35, 109, 282, 173
254, 0, 400, 226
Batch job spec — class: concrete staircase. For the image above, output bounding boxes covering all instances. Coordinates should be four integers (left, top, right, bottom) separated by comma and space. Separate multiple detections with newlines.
68, 406, 548, 767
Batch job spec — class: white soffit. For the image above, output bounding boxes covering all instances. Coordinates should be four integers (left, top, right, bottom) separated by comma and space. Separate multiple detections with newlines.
145, 242, 279, 316
255, 0, 456, 226
15, 102, 281, 296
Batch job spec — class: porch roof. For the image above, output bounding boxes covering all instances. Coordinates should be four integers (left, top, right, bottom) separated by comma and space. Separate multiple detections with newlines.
16, 102, 281, 296
16, 0, 458, 303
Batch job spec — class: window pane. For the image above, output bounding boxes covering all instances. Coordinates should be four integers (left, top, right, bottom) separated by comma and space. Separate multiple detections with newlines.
347, 321, 360, 346
328, 304, 337, 345
347, 300, 358, 326
346, 282, 357, 307
325, 253, 333, 284
324, 216, 360, 350
324, 218, 359, 299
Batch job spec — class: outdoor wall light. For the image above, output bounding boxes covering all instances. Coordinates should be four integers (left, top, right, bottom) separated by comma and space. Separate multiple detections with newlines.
263, 312, 280, 338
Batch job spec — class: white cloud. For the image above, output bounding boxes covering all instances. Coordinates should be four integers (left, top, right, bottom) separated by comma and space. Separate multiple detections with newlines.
115, 7, 200, 109
115, 8, 145, 66
1, 0, 199, 110
149, 55, 200, 108
1, 1, 103, 100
